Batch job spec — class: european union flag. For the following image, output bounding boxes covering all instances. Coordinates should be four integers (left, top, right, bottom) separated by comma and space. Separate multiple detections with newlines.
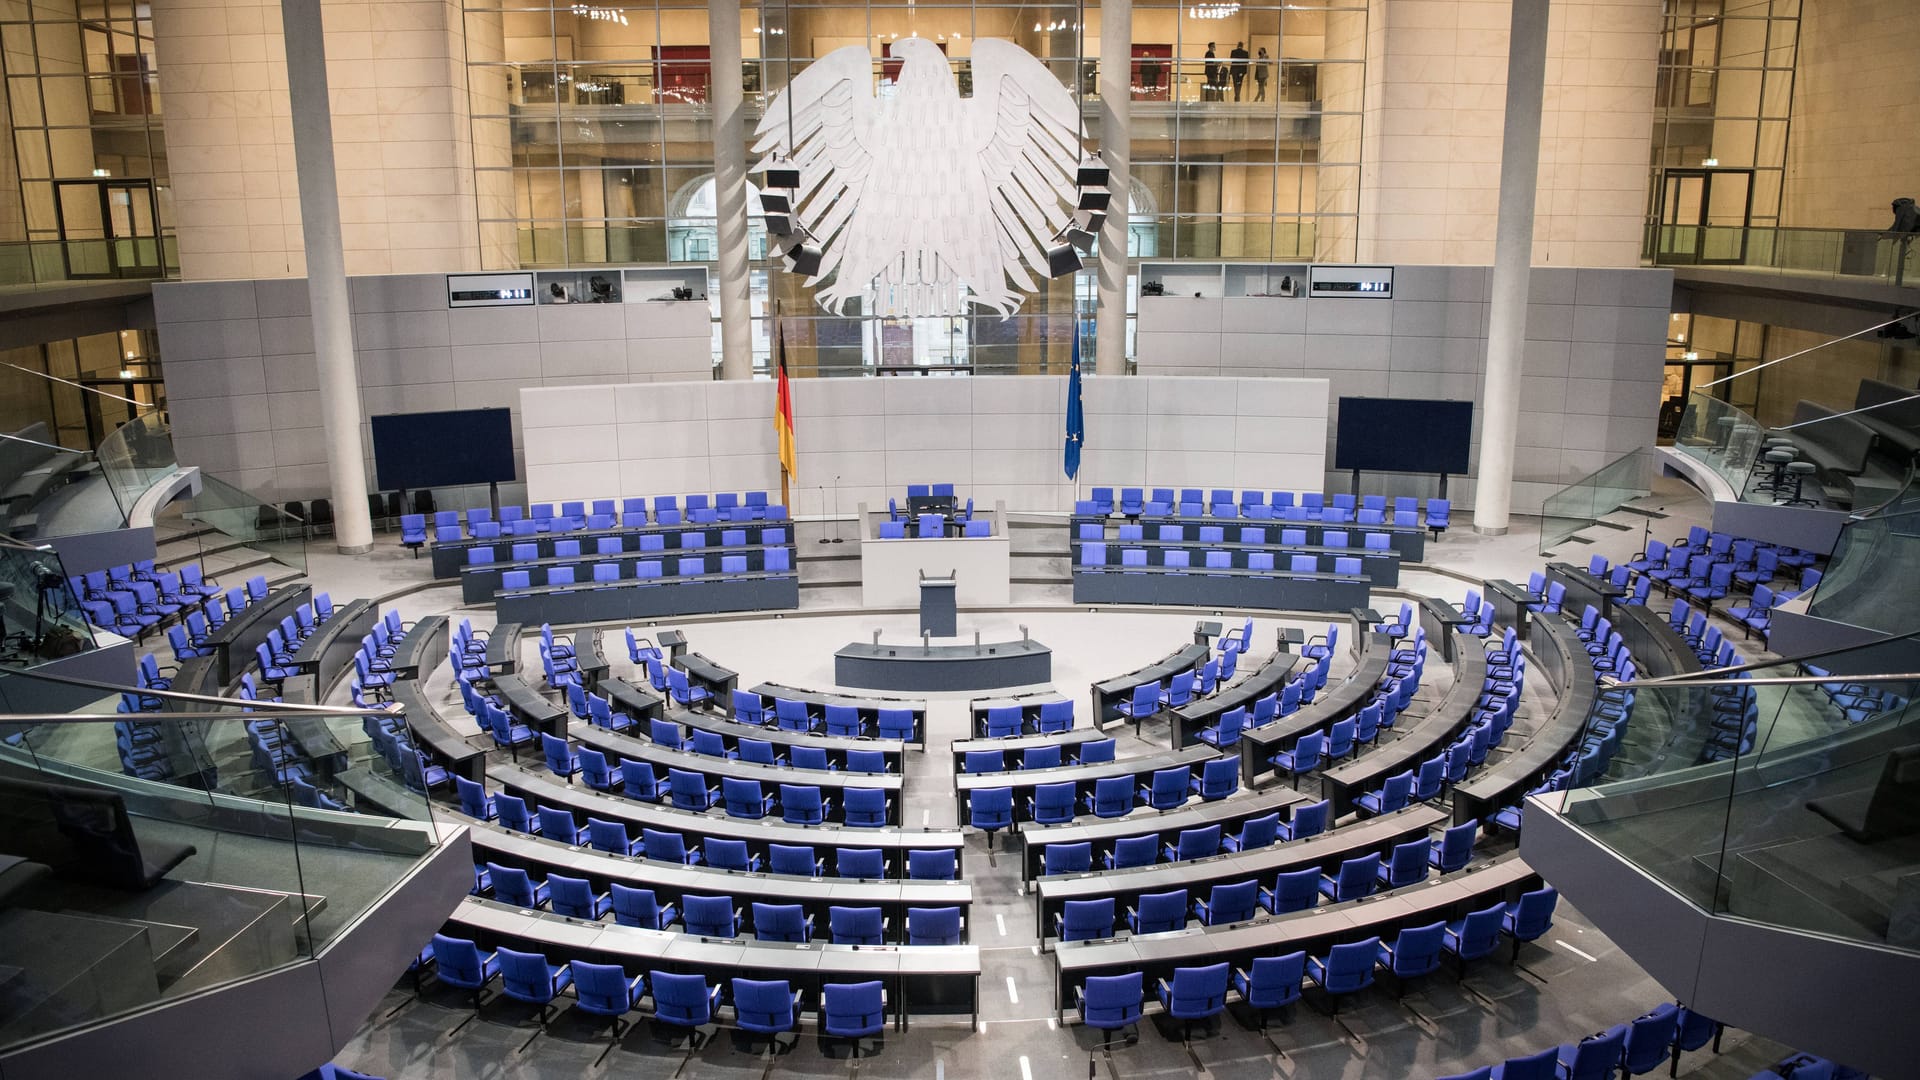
1064, 327, 1084, 481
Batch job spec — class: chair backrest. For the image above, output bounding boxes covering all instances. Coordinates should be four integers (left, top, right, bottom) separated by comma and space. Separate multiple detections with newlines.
1332, 853, 1381, 899
430, 934, 487, 987
1108, 834, 1156, 868
1387, 920, 1447, 976
836, 847, 884, 878
907, 848, 956, 880
651, 970, 717, 1025
1563, 1028, 1628, 1080
969, 786, 1013, 828
828, 905, 884, 945
1453, 903, 1506, 961
822, 980, 885, 1038
779, 783, 825, 822
1493, 1049, 1558, 1080
752, 902, 810, 942
1032, 779, 1074, 817
1044, 841, 1091, 875
1202, 879, 1257, 924
1270, 866, 1320, 913
1383, 838, 1428, 888
1164, 962, 1230, 1018
683, 894, 737, 937
1081, 971, 1143, 1028
1288, 798, 1329, 839
1433, 818, 1478, 872
1508, 885, 1559, 939
1623, 1002, 1682, 1073
1147, 766, 1190, 807
1324, 936, 1382, 989
1091, 775, 1132, 815
1133, 889, 1187, 933
1197, 756, 1238, 798
1174, 824, 1223, 862
642, 827, 689, 863
907, 905, 962, 945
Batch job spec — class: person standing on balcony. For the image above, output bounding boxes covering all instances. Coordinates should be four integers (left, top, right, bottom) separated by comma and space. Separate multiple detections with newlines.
1254, 47, 1270, 101
1230, 42, 1250, 101
1204, 43, 1219, 101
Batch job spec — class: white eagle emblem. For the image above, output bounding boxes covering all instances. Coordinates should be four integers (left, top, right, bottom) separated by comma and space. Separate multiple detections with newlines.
752, 37, 1083, 318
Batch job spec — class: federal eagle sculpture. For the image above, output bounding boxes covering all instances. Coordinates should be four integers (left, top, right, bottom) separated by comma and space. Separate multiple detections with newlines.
752, 37, 1083, 318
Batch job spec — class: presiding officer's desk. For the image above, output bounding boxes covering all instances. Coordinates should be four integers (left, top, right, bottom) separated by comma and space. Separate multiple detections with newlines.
947, 729, 1108, 778
1071, 561, 1370, 614
492, 672, 568, 739
497, 767, 962, 877
1032, 803, 1449, 940
1320, 634, 1488, 816
1016, 787, 1309, 886
1450, 613, 1597, 827
389, 677, 487, 783
749, 682, 929, 747
565, 725, 905, 825
951, 743, 1221, 826
1090, 643, 1210, 730
429, 520, 792, 579
1167, 651, 1302, 748
659, 701, 909, 775
1238, 631, 1393, 781
1051, 850, 1538, 1016
450, 896, 979, 1030
470, 823, 972, 938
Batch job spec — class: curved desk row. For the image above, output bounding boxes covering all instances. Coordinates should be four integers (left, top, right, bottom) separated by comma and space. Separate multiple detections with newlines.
1320, 634, 1489, 817
833, 639, 1051, 694
1033, 803, 1449, 940
565, 723, 905, 825
1091, 643, 1212, 730
390, 678, 487, 783
951, 743, 1222, 827
289, 598, 375, 682
1051, 850, 1538, 1015
1071, 538, 1402, 585
1170, 651, 1304, 748
204, 584, 311, 685
1450, 614, 1597, 828
495, 767, 963, 877
430, 520, 791, 578
947, 728, 1109, 778
447, 895, 980, 1031
1238, 631, 1394, 781
635, 686, 912, 774
968, 691, 1073, 736
1015, 786, 1310, 887
471, 823, 973, 937
748, 682, 928, 747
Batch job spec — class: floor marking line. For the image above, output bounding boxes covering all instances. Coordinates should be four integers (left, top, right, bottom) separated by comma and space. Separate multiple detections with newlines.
1019, 1056, 1034, 1080
1006, 976, 1020, 1004
1556, 939, 1600, 962
995, 913, 1008, 936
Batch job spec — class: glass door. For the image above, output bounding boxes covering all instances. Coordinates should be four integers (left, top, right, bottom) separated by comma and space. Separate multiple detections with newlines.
53, 179, 163, 278
1655, 168, 1754, 265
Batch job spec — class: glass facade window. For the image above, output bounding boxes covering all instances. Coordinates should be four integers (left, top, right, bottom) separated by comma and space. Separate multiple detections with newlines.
461, 0, 1365, 372
0, 0, 173, 283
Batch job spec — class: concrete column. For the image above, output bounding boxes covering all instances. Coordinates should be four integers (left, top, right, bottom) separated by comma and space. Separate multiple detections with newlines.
1473, 0, 1550, 536
709, 0, 752, 380
1094, 0, 1133, 378
280, 0, 371, 554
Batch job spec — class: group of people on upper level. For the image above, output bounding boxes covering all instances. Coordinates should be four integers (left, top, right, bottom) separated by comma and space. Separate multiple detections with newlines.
1203, 41, 1270, 101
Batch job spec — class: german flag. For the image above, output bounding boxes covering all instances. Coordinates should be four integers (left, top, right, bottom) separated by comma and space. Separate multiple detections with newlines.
775, 322, 797, 482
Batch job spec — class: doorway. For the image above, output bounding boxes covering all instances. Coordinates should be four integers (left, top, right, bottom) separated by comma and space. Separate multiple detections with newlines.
53, 179, 163, 279
1653, 168, 1754, 266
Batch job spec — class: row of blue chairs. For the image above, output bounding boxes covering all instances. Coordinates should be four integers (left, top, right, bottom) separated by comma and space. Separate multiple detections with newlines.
472, 849, 962, 943
1080, 522, 1401, 551
496, 549, 795, 593
425, 933, 886, 1059
961, 737, 1113, 774
456, 775, 956, 883
405, 494, 787, 544
877, 516, 991, 538
464, 529, 791, 568
1438, 1000, 1726, 1080
1079, 545, 1375, 578
1079, 488, 1449, 530
1074, 886, 1558, 1042
78, 564, 259, 642
1268, 629, 1434, 786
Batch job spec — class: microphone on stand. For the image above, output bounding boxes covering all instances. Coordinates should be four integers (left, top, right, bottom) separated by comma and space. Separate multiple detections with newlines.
830, 474, 845, 543
817, 483, 831, 544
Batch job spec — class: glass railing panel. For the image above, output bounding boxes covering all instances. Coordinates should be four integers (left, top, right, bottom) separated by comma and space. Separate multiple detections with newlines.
1560, 635, 1920, 954
1646, 223, 1917, 284
1672, 390, 1769, 498
181, 472, 308, 577
1538, 449, 1655, 555
0, 539, 99, 671
1804, 499, 1920, 634
0, 699, 442, 1052
0, 239, 177, 286
0, 429, 104, 538
96, 410, 180, 519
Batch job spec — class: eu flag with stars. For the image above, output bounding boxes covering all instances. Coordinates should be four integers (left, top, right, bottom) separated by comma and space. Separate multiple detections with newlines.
1064, 327, 1084, 481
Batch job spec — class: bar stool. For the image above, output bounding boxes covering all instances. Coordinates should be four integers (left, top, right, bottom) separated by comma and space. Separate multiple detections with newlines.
1779, 461, 1820, 507
1755, 448, 1795, 496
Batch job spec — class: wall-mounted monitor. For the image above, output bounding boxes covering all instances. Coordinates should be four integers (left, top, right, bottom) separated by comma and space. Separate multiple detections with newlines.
447, 272, 535, 308
370, 408, 516, 490
1334, 396, 1472, 474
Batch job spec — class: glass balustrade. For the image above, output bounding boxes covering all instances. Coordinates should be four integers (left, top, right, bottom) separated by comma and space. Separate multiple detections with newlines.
1557, 636, 1920, 953
0, 672, 442, 1052
1538, 449, 1656, 556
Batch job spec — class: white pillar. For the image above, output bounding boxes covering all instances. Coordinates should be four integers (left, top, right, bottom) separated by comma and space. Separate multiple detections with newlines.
709, 0, 752, 380
1473, 0, 1550, 536
280, 0, 372, 554
1094, 0, 1132, 378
